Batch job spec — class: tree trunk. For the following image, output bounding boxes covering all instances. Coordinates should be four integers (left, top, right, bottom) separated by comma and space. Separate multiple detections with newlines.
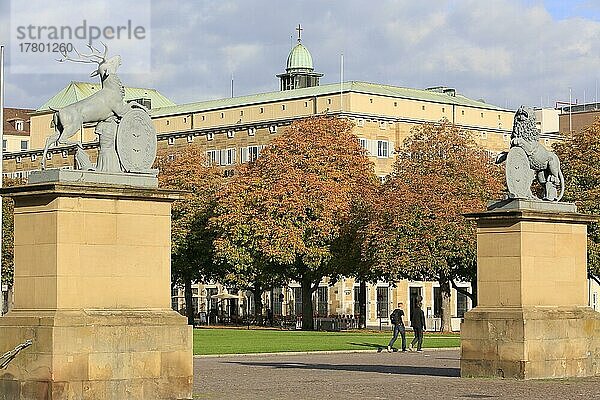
184, 278, 194, 326
253, 284, 263, 325
359, 280, 367, 329
439, 278, 452, 333
301, 277, 314, 331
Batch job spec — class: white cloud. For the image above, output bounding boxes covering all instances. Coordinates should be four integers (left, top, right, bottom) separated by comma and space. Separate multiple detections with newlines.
2, 0, 600, 110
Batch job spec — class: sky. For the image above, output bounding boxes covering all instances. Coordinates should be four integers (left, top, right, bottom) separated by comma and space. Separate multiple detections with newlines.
1, 0, 600, 111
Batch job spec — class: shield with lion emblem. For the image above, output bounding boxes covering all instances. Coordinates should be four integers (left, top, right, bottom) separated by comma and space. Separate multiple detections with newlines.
505, 146, 535, 199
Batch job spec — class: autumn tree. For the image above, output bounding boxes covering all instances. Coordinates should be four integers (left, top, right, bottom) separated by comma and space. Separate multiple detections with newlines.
156, 146, 225, 325
1, 177, 24, 314
364, 121, 503, 332
554, 120, 600, 279
212, 116, 376, 330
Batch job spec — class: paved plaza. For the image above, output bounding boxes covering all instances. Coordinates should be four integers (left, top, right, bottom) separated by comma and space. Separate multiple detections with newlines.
193, 349, 600, 399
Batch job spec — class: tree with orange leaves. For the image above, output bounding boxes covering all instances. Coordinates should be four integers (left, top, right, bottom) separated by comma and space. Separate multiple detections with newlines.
156, 146, 225, 325
554, 120, 600, 279
212, 116, 377, 330
364, 121, 503, 332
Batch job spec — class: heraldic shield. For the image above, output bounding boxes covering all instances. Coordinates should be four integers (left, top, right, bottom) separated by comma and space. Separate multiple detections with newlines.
505, 146, 535, 199
116, 108, 158, 174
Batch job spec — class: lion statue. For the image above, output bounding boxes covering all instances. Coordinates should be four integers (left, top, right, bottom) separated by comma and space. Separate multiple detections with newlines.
495, 106, 564, 201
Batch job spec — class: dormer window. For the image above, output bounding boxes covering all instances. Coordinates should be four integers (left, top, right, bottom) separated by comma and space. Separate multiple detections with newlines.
15, 120, 24, 131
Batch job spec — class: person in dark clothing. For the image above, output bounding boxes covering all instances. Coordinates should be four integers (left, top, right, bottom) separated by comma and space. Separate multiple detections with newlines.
387, 302, 406, 352
410, 302, 426, 352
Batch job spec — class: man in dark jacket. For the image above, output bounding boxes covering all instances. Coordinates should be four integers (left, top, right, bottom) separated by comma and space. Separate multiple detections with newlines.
387, 302, 406, 352
409, 302, 426, 352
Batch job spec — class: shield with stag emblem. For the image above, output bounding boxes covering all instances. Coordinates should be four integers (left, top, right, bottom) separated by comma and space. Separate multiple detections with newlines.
505, 146, 535, 199
116, 109, 157, 173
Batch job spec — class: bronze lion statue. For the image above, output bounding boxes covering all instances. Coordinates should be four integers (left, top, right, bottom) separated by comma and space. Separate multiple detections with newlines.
496, 106, 564, 201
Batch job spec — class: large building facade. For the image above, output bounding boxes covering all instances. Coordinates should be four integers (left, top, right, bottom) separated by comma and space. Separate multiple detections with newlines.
3, 33, 572, 330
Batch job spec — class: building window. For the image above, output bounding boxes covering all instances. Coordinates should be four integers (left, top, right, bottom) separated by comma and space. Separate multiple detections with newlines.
293, 287, 302, 316
16, 156, 22, 163
369, 98, 373, 104
269, 125, 277, 134
498, 114, 501, 120
248, 145, 260, 162
207, 132, 214, 141
357, 119, 365, 127
221, 148, 236, 166
358, 138, 368, 150
377, 140, 389, 158
316, 286, 328, 316
282, 104, 286, 111
376, 287, 389, 318
167, 137, 175, 145
503, 134, 509, 142
221, 112, 224, 119
61, 150, 68, 158
183, 117, 187, 123
461, 110, 465, 116
206, 150, 219, 165
481, 112, 484, 118
2, 140, 6, 151
442, 107, 445, 113
480, 132, 488, 140
187, 135, 194, 143
168, 154, 175, 161
304, 101, 308, 107
433, 287, 441, 318
202, 115, 206, 121
457, 290, 468, 318
353, 286, 361, 316
46, 152, 52, 160
15, 120, 24, 131
166, 120, 170, 126
379, 121, 387, 130
248, 127, 256, 136
31, 154, 37, 162
20, 140, 28, 151
227, 130, 235, 139
422, 105, 426, 111
273, 288, 283, 316
394, 102, 398, 107
259, 107, 264, 114
240, 110, 244, 116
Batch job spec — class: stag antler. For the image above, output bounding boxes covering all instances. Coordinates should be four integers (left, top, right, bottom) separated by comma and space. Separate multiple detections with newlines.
57, 42, 108, 64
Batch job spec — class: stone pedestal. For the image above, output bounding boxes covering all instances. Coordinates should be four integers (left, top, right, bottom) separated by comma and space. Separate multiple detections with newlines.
0, 182, 192, 399
461, 199, 600, 379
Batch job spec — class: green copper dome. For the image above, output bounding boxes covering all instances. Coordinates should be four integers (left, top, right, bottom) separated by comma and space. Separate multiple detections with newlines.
286, 43, 314, 71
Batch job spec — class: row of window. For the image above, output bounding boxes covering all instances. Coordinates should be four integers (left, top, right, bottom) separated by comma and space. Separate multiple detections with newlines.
206, 145, 267, 166
2, 139, 28, 152
166, 126, 275, 145
357, 138, 395, 158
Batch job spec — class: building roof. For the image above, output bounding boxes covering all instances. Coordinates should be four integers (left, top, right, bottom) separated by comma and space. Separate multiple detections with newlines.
35, 81, 176, 113
3, 107, 33, 137
287, 42, 314, 71
150, 81, 507, 118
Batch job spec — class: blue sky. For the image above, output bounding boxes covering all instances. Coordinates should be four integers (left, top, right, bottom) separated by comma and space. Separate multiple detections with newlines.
538, 0, 600, 20
2, 0, 600, 112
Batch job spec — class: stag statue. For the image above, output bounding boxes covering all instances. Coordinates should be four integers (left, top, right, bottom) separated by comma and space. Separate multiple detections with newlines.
41, 44, 157, 175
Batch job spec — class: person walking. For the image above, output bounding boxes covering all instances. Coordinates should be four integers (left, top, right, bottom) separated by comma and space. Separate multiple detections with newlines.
409, 302, 426, 352
387, 302, 406, 352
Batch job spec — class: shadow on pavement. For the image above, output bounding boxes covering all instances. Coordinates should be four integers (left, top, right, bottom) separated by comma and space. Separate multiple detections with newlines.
225, 361, 460, 377
347, 342, 384, 349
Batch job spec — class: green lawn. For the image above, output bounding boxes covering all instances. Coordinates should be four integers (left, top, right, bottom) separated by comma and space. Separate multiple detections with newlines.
193, 328, 460, 355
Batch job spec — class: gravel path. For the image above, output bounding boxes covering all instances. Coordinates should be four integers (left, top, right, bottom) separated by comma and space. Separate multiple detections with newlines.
193, 349, 600, 399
